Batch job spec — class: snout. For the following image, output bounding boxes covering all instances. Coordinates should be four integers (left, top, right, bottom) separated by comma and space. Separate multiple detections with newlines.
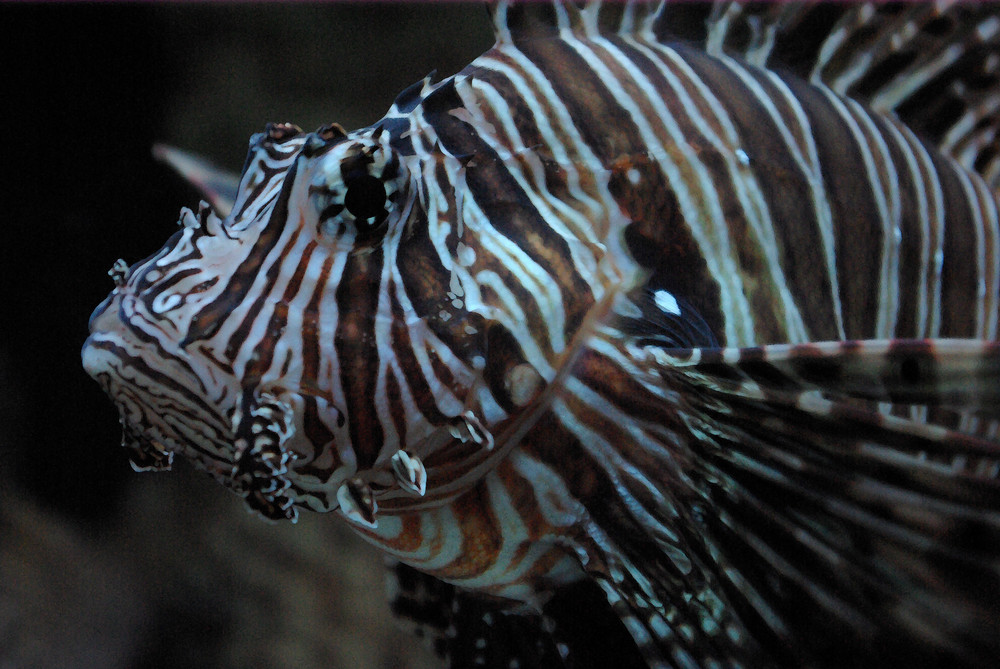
86, 291, 118, 337
82, 290, 125, 386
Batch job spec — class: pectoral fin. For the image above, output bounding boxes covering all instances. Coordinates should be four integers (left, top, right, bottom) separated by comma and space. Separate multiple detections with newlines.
562, 336, 1000, 667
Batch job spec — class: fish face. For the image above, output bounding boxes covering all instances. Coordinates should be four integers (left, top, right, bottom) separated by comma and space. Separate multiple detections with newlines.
81, 120, 494, 521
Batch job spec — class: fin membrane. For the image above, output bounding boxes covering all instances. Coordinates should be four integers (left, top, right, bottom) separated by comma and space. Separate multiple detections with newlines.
490, 1, 1000, 186
561, 336, 1000, 667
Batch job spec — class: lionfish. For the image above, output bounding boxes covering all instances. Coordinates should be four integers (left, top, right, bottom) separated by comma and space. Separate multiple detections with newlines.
82, 2, 1000, 667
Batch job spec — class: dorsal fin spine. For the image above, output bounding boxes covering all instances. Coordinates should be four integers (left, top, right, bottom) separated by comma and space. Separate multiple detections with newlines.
579, 0, 600, 40
704, 3, 737, 58
490, 1, 1000, 187
810, 6, 875, 87
493, 1, 512, 45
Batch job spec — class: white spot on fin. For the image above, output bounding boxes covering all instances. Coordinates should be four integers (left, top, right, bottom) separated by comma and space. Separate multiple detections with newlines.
654, 290, 680, 316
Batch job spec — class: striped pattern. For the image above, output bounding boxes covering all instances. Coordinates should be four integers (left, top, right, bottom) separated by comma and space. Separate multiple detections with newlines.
82, 3, 1000, 666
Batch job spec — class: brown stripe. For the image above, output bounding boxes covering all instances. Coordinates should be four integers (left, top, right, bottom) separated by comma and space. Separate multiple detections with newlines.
692, 52, 841, 339
300, 253, 334, 400
122, 305, 211, 397
384, 368, 408, 449
295, 395, 338, 485
897, 126, 946, 338
669, 43, 840, 342
335, 244, 385, 469
184, 161, 300, 346
471, 59, 607, 238
233, 139, 302, 220
604, 39, 770, 340
778, 74, 885, 339
433, 482, 502, 580
422, 77, 597, 346
234, 234, 312, 383
515, 37, 727, 343
387, 279, 448, 426
393, 204, 492, 365
569, 343, 680, 430
934, 156, 981, 338
974, 183, 1000, 335
870, 116, 926, 338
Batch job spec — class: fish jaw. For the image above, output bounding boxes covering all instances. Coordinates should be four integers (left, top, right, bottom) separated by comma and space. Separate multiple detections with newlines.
82, 284, 242, 488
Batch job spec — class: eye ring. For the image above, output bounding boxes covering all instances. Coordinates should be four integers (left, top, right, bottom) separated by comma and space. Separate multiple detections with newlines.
317, 172, 393, 239
311, 138, 403, 244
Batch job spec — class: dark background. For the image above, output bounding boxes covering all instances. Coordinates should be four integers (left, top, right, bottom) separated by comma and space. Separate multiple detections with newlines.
2, 5, 492, 668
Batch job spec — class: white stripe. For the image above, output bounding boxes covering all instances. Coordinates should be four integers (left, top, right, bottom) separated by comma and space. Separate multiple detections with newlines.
846, 96, 904, 338
567, 37, 757, 345
903, 127, 947, 338
471, 55, 607, 242
818, 86, 899, 338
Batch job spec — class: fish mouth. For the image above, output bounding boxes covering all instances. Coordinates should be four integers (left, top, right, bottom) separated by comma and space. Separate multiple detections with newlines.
82, 333, 186, 472
83, 332, 241, 488
114, 401, 248, 492
95, 362, 300, 521
84, 302, 302, 521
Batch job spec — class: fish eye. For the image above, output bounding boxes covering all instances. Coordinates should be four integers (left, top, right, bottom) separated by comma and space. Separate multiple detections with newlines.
343, 173, 387, 224
312, 138, 403, 243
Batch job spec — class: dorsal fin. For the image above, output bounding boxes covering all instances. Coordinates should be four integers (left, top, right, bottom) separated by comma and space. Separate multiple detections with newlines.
488, 1, 662, 45
489, 1, 1000, 188
652, 1, 1000, 189
489, 1, 579, 44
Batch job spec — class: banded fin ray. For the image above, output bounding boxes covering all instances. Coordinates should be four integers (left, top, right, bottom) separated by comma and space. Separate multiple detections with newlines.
650, 1, 1000, 187
671, 338, 1000, 420
562, 334, 1000, 667
491, 0, 1000, 186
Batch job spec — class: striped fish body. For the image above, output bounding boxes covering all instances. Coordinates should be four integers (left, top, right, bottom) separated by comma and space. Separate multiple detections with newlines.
83, 3, 1000, 667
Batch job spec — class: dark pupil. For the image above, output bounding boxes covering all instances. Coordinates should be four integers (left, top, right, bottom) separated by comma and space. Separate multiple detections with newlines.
343, 174, 386, 223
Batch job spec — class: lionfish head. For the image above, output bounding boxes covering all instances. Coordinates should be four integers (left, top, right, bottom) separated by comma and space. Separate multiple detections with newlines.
81, 120, 471, 522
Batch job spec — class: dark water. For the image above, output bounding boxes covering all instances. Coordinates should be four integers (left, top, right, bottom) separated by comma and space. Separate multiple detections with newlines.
3, 5, 491, 668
